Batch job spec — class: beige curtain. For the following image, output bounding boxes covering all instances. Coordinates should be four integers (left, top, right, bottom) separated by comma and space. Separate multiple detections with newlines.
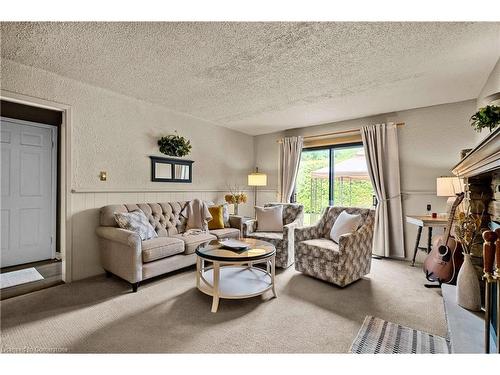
361, 123, 405, 258
279, 136, 304, 203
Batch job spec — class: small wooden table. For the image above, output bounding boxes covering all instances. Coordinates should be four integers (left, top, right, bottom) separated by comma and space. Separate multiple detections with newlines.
406, 215, 448, 266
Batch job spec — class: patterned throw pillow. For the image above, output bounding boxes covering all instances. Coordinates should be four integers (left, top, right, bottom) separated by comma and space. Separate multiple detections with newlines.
114, 210, 158, 241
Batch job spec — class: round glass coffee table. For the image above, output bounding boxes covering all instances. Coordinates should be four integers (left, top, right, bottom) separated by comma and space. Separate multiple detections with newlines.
195, 238, 277, 313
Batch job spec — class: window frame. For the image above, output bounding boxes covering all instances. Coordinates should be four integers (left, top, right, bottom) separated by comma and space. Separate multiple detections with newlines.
294, 141, 365, 206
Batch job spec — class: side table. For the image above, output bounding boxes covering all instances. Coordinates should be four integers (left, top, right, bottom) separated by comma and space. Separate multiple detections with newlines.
406, 215, 448, 266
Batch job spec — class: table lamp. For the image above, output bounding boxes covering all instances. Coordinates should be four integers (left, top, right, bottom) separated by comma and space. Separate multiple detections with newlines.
248, 167, 267, 215
436, 176, 464, 214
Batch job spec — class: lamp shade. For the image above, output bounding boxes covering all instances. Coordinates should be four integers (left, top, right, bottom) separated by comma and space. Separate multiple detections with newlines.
436, 176, 464, 197
248, 172, 267, 186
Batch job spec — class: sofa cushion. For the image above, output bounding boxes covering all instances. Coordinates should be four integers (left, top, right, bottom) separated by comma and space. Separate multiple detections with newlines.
264, 203, 304, 226
247, 231, 283, 240
100, 202, 188, 236
255, 205, 283, 232
297, 239, 340, 261
141, 237, 185, 263
171, 233, 217, 254
208, 202, 231, 228
329, 210, 362, 243
209, 227, 240, 239
114, 210, 158, 240
208, 205, 225, 230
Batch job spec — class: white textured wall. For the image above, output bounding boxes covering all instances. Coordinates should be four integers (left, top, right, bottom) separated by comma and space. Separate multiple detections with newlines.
255, 100, 480, 263
1, 59, 256, 280
1, 56, 494, 278
477, 57, 500, 108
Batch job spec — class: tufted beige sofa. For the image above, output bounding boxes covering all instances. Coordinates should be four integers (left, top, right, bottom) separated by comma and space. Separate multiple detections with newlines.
96, 201, 243, 292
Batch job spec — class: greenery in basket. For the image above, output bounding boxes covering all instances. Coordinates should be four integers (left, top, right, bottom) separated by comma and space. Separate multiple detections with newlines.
158, 132, 192, 157
469, 105, 500, 133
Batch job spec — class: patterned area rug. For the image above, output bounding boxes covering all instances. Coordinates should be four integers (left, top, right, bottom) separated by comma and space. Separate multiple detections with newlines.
350, 316, 451, 354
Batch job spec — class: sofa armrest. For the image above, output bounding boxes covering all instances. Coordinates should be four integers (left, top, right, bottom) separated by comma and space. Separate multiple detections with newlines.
283, 216, 301, 243
228, 215, 244, 233
337, 224, 373, 259
95, 226, 143, 283
285, 215, 303, 230
243, 219, 258, 236
96, 226, 141, 246
294, 224, 322, 243
283, 219, 301, 256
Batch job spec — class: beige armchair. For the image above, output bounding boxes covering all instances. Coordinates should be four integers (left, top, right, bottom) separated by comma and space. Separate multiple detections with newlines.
294, 206, 375, 287
244, 203, 304, 268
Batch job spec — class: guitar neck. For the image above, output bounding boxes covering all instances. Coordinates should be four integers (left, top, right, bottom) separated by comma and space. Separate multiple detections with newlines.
442, 193, 464, 242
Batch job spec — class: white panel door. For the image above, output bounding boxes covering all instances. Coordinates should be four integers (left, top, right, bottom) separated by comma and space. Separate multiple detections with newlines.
1, 118, 56, 267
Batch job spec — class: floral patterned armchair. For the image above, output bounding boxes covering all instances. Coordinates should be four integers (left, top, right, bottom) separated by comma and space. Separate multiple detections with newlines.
244, 203, 304, 268
294, 206, 375, 287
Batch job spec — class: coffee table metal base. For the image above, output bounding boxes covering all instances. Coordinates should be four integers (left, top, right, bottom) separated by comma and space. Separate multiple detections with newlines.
196, 256, 276, 313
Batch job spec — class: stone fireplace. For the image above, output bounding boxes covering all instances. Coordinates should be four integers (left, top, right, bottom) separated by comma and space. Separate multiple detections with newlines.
452, 127, 499, 353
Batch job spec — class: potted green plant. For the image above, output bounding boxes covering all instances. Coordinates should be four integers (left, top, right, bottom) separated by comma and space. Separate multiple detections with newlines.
469, 105, 500, 133
158, 131, 192, 157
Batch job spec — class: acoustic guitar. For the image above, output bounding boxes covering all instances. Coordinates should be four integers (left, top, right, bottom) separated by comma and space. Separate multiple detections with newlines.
423, 192, 465, 285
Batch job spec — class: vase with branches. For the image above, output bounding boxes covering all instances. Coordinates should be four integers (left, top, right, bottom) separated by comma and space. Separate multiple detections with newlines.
224, 184, 247, 215
453, 204, 484, 311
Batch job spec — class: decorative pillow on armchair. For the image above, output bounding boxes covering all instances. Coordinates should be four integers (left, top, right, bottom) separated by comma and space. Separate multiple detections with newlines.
114, 210, 158, 240
329, 210, 362, 243
255, 205, 283, 232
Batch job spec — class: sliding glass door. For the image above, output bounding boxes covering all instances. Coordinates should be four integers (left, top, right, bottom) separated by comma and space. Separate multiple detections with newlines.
295, 143, 374, 225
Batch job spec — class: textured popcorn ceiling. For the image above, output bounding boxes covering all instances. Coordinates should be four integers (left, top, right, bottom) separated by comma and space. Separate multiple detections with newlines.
1, 22, 499, 135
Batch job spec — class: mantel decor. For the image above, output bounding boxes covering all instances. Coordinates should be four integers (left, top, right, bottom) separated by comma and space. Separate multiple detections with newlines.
158, 132, 192, 157
150, 156, 193, 183
452, 127, 500, 178
470, 105, 500, 133
455, 210, 483, 311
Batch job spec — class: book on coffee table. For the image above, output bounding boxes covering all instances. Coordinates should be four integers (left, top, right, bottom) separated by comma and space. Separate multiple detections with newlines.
219, 239, 250, 251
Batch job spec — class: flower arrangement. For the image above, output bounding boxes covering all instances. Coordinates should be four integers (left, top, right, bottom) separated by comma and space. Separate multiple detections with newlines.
158, 131, 192, 157
224, 193, 248, 205
224, 185, 247, 215
470, 105, 500, 133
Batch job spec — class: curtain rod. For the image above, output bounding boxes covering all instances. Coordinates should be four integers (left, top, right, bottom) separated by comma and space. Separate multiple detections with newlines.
276, 122, 405, 143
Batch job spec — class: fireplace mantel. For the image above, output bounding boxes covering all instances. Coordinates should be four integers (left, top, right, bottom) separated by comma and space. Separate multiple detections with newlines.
452, 127, 500, 178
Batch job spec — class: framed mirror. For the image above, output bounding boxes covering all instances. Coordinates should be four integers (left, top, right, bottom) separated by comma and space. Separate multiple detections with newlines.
150, 156, 193, 183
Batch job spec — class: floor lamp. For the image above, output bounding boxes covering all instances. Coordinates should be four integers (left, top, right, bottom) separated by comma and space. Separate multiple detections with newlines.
248, 167, 267, 217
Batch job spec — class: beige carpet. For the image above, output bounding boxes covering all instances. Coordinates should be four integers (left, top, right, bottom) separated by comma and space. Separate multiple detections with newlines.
0, 259, 447, 353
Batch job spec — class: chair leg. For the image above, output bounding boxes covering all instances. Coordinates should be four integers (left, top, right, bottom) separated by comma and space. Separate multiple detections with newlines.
131, 282, 139, 293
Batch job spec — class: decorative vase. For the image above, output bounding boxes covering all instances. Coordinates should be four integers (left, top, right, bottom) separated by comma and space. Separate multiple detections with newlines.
456, 254, 481, 311
234, 203, 239, 215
